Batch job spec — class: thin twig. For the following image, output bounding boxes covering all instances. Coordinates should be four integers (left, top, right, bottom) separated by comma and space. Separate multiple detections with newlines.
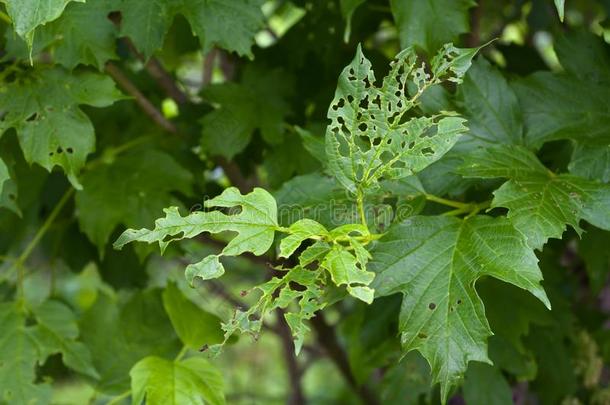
105, 62, 177, 134
203, 49, 217, 87
215, 156, 253, 194
467, 1, 482, 47
124, 39, 189, 105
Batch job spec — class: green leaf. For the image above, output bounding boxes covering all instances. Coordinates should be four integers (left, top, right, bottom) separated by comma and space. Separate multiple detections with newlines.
184, 255, 225, 286
38, 0, 119, 69
569, 144, 610, 183
274, 172, 356, 228
554, 31, 610, 84
76, 149, 192, 252
340, 0, 365, 42
0, 304, 52, 405
130, 356, 225, 405
79, 289, 181, 394
201, 66, 293, 159
525, 326, 578, 404
115, 187, 277, 254
456, 58, 524, 148
370, 215, 550, 402
3, 0, 83, 47
119, 0, 264, 59
458, 144, 548, 179
555, 32, 610, 183
579, 227, 610, 293
463, 363, 513, 405
325, 44, 476, 192
32, 300, 99, 379
554, 0, 565, 22
114, 187, 278, 281
322, 247, 375, 303
513, 72, 610, 148
0, 68, 122, 188
162, 282, 224, 349
279, 219, 329, 258
0, 157, 9, 204
0, 158, 8, 188
390, 0, 476, 54
460, 145, 610, 249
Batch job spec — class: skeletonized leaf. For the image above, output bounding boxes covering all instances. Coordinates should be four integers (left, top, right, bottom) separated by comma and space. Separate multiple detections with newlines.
325, 44, 477, 192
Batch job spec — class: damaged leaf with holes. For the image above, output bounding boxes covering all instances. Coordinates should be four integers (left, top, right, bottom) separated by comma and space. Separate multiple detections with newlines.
114, 187, 279, 276
0, 68, 123, 188
325, 43, 480, 193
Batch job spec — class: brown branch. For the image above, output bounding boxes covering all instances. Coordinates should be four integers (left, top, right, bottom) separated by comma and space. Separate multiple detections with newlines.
467, 1, 482, 47
105, 62, 177, 134
203, 49, 217, 87
215, 156, 253, 194
311, 312, 380, 405
124, 39, 189, 105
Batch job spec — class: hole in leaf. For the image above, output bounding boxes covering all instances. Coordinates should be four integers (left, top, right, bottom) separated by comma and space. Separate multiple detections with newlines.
162, 231, 184, 242
457, 299, 462, 305
421, 147, 434, 155
56, 147, 63, 154
66, 147, 74, 154
359, 97, 369, 109
428, 303, 436, 310
358, 122, 367, 132
26, 113, 37, 122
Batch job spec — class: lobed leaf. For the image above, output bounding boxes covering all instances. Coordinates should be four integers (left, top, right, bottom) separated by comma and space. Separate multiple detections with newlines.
0, 304, 52, 404
325, 44, 478, 192
119, 0, 265, 59
370, 215, 550, 402
390, 0, 476, 54
0, 68, 123, 188
460, 145, 610, 249
3, 0, 83, 48
114, 187, 278, 283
